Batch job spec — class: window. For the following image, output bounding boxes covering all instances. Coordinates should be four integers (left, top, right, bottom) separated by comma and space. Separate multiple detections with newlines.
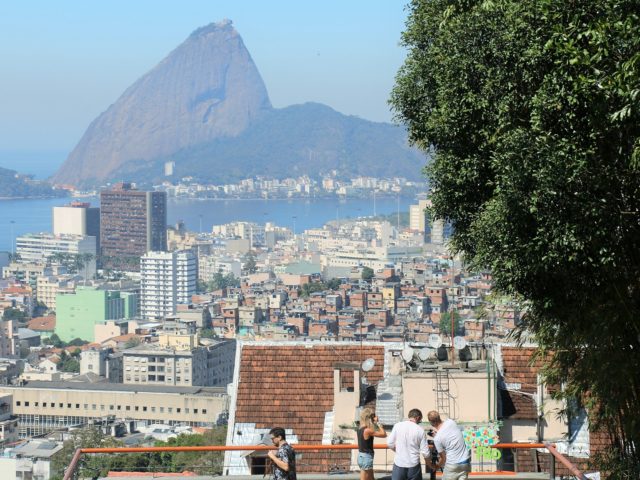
110, 405, 114, 410
194, 409, 198, 414
35, 402, 39, 407
84, 404, 88, 409
160, 407, 164, 413
117, 405, 121, 410
100, 405, 105, 411
16, 401, 21, 406
59, 403, 63, 408
76, 404, 80, 409
151, 407, 156, 412
92, 404, 96, 410
176, 408, 181, 413
135, 406, 139, 411
67, 403, 72, 408
143, 406, 147, 412
168, 407, 173, 413
185, 408, 189, 414
202, 409, 207, 414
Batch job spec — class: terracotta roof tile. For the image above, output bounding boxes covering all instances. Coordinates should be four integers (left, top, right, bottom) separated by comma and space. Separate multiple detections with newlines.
500, 347, 547, 420
28, 316, 56, 331
235, 344, 385, 472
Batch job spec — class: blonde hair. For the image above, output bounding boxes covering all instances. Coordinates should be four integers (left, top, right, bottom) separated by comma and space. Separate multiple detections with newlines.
359, 407, 376, 430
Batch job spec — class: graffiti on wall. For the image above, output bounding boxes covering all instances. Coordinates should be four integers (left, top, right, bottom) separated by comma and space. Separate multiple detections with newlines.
462, 423, 501, 460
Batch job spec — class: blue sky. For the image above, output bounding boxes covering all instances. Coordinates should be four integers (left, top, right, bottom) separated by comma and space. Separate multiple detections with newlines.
0, 0, 409, 163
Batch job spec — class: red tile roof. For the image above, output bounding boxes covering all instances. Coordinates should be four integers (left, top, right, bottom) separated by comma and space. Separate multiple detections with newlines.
28, 316, 56, 332
234, 344, 385, 471
499, 347, 544, 420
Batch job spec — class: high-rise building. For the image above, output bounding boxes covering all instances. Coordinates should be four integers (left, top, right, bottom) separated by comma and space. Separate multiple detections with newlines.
100, 183, 167, 270
409, 199, 431, 240
140, 250, 196, 319
52, 201, 100, 251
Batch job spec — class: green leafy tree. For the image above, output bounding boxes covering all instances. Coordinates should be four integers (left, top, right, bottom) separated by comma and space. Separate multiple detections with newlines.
51, 426, 122, 479
300, 281, 328, 298
2, 307, 26, 321
438, 312, 464, 336
199, 328, 216, 339
326, 278, 342, 290
243, 252, 257, 274
361, 267, 374, 282
208, 272, 240, 291
391, 0, 640, 474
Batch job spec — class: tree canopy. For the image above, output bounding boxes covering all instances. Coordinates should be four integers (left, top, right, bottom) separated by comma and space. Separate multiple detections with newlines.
391, 0, 639, 475
51, 426, 227, 479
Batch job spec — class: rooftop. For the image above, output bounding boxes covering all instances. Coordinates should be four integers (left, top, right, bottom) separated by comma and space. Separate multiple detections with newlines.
6, 380, 225, 396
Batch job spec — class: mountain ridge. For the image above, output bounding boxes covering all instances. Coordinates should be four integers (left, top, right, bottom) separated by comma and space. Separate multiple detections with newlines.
52, 21, 425, 187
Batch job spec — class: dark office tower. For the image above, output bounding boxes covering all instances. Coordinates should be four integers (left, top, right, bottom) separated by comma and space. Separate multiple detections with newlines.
100, 183, 167, 270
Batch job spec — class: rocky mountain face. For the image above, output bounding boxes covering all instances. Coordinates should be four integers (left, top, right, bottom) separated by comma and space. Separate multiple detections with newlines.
53, 21, 424, 187
53, 20, 271, 186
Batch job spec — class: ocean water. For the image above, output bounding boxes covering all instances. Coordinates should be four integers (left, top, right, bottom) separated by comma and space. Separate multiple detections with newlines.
0, 196, 414, 252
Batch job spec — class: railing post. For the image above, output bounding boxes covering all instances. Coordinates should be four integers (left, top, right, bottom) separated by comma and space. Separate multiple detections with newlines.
549, 453, 555, 480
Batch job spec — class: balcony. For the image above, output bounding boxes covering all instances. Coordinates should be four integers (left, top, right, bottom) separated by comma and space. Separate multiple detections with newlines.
62, 443, 586, 480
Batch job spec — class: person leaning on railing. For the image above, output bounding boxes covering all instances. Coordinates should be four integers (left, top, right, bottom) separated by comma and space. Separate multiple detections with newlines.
358, 407, 387, 480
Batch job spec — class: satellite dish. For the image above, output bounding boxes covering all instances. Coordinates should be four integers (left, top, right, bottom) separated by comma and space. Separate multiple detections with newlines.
361, 358, 375, 372
418, 348, 431, 361
428, 334, 443, 349
453, 336, 468, 350
402, 346, 414, 363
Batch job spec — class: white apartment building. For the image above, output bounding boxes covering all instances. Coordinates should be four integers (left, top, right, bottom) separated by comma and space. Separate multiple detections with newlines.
211, 222, 265, 247
52, 202, 99, 237
409, 199, 430, 233
15, 233, 97, 277
198, 255, 242, 281
140, 250, 196, 319
322, 245, 424, 271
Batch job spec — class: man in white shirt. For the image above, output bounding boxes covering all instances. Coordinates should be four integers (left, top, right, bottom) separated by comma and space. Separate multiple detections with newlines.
427, 411, 471, 480
387, 408, 430, 480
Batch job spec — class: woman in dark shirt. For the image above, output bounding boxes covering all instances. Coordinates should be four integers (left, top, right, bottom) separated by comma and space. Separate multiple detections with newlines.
357, 408, 387, 480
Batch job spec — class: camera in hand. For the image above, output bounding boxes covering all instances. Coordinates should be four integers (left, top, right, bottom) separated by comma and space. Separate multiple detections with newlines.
426, 438, 439, 480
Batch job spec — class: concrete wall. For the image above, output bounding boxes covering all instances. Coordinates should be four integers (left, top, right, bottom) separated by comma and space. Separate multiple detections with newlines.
403, 371, 494, 422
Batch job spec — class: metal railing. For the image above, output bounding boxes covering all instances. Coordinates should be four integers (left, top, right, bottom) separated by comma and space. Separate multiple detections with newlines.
62, 442, 588, 480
